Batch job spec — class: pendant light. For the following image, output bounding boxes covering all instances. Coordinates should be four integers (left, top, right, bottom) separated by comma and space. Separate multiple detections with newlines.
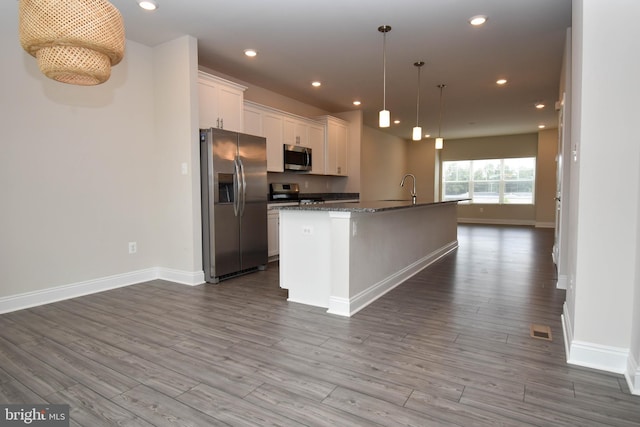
19, 0, 125, 86
412, 61, 425, 141
378, 25, 391, 128
435, 84, 446, 149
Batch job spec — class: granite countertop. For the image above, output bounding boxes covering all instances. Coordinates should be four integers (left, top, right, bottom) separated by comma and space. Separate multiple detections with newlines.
275, 199, 466, 213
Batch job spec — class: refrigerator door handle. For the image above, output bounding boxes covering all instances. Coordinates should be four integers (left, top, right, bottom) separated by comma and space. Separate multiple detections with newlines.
233, 156, 241, 217
238, 158, 247, 217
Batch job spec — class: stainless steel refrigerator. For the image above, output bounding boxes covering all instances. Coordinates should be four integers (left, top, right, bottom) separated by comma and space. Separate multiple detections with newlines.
200, 128, 268, 283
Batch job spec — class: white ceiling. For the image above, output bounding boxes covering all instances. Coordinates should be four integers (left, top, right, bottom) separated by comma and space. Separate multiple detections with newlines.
111, 0, 572, 140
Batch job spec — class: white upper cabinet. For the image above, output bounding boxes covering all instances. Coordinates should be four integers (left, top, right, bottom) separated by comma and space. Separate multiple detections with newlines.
307, 123, 325, 175
283, 116, 309, 148
243, 103, 263, 137
243, 101, 284, 172
263, 111, 284, 172
317, 116, 348, 176
198, 71, 246, 132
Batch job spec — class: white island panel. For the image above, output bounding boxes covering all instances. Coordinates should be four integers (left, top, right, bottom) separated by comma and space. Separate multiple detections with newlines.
279, 210, 333, 307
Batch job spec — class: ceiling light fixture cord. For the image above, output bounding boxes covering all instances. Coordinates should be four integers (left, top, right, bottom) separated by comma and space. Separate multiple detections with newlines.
437, 83, 446, 137
383, 30, 386, 110
415, 61, 424, 127
378, 25, 391, 127
380, 26, 390, 111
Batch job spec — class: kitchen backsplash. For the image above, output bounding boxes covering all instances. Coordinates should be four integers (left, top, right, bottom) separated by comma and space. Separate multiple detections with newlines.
267, 171, 351, 194
299, 192, 359, 201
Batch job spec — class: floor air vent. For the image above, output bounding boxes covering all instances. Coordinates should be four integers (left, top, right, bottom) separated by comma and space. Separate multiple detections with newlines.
530, 324, 552, 341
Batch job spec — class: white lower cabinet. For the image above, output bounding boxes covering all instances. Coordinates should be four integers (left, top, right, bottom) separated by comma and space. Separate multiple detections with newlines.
267, 208, 280, 258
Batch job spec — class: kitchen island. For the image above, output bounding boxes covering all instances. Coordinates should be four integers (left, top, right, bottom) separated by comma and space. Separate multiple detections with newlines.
276, 200, 461, 316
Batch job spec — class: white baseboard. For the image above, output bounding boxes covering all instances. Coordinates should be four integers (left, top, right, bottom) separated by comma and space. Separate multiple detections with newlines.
327, 296, 350, 316
457, 218, 553, 228
457, 218, 536, 226
567, 340, 628, 374
268, 255, 279, 263
328, 240, 458, 317
626, 353, 640, 396
561, 302, 573, 362
562, 302, 629, 374
157, 267, 205, 286
556, 274, 568, 290
535, 221, 555, 228
0, 267, 205, 314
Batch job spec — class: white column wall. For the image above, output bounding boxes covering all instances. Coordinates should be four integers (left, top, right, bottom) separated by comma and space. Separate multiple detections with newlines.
631, 152, 640, 392
565, 0, 640, 378
153, 35, 203, 280
556, 28, 572, 291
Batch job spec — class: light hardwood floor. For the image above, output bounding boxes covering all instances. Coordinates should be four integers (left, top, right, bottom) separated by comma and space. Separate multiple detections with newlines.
1, 225, 639, 426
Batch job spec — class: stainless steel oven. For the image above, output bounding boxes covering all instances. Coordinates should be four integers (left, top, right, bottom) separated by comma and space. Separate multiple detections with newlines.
269, 183, 325, 205
270, 183, 300, 202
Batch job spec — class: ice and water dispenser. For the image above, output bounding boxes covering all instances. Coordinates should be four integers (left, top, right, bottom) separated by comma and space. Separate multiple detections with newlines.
218, 173, 234, 204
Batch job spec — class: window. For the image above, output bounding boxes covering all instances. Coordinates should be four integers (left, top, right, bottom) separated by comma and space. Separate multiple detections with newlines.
442, 157, 536, 204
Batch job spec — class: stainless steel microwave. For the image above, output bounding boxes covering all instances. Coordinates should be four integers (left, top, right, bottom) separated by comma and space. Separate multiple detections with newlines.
283, 144, 312, 171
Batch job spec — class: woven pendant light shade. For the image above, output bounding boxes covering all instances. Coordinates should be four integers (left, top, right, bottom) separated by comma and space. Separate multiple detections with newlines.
19, 0, 125, 86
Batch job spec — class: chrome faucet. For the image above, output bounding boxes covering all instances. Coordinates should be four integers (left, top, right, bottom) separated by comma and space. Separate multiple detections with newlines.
400, 173, 417, 204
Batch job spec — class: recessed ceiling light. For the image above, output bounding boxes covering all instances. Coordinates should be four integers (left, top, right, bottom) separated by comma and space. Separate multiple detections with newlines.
353, 100, 361, 106
311, 81, 321, 88
394, 119, 400, 124
535, 102, 545, 109
244, 49, 257, 57
138, 1, 157, 11
424, 133, 431, 138
538, 124, 546, 129
496, 78, 507, 85
469, 15, 487, 26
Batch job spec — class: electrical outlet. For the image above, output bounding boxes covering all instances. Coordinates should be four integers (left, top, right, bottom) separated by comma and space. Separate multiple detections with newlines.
128, 241, 137, 254
302, 226, 313, 235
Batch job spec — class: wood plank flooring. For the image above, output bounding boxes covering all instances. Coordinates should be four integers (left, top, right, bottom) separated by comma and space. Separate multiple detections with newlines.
1, 224, 639, 426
